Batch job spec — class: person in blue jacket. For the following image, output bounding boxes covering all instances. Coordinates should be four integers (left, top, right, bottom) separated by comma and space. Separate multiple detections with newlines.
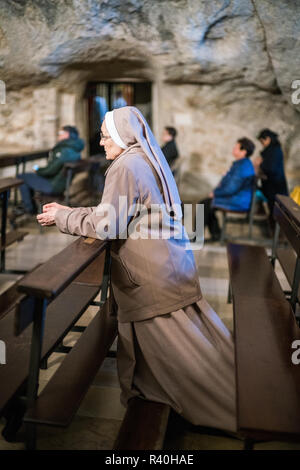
200, 137, 255, 241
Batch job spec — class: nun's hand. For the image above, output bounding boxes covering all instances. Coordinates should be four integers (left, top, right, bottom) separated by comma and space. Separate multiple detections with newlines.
37, 207, 58, 226
36, 212, 55, 226
36, 202, 71, 226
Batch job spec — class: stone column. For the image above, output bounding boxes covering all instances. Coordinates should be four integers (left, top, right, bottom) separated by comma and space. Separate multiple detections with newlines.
59, 92, 76, 127
33, 87, 58, 149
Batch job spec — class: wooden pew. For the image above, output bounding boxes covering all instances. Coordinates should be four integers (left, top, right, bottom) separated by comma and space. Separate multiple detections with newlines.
0, 149, 49, 171
271, 195, 300, 312
0, 237, 116, 448
24, 297, 117, 428
19, 238, 115, 450
114, 398, 170, 450
0, 247, 106, 438
227, 197, 300, 449
0, 277, 104, 440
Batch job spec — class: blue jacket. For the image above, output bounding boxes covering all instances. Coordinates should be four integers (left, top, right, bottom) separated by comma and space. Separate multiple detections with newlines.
212, 158, 255, 211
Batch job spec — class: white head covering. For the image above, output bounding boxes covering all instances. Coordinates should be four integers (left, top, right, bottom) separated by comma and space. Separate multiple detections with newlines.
104, 106, 182, 218
105, 110, 128, 150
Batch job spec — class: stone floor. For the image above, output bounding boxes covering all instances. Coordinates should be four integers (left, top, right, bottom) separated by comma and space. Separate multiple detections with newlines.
0, 213, 299, 450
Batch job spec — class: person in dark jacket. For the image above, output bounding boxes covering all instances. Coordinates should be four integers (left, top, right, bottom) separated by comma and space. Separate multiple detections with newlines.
255, 129, 288, 216
18, 126, 84, 214
199, 137, 255, 241
161, 127, 179, 173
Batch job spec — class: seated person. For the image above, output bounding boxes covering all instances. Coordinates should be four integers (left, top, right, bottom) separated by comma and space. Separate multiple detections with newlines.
18, 125, 84, 214
161, 126, 179, 174
200, 137, 255, 241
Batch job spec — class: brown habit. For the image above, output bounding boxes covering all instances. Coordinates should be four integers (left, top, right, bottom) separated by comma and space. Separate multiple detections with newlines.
54, 106, 236, 432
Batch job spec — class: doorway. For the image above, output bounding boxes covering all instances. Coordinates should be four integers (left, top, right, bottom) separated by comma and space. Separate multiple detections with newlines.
86, 82, 152, 155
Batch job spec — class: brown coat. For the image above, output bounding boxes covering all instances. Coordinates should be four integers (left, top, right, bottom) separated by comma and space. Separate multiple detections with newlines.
55, 148, 202, 322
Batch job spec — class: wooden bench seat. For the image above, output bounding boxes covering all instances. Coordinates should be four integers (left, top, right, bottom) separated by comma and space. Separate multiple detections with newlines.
24, 299, 117, 427
227, 243, 286, 301
0, 244, 107, 444
114, 398, 170, 450
0, 281, 100, 416
233, 295, 300, 441
227, 242, 300, 447
13, 237, 109, 449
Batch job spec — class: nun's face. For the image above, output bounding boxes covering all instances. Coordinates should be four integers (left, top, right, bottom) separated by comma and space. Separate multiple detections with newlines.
100, 121, 123, 160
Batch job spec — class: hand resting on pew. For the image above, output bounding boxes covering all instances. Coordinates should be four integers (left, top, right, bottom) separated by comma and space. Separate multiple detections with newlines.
36, 202, 72, 226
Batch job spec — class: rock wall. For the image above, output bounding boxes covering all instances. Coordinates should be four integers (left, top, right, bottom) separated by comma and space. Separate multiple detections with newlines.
0, 0, 299, 197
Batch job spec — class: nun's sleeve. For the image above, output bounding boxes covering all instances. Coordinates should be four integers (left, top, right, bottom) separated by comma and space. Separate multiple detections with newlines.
54, 164, 139, 239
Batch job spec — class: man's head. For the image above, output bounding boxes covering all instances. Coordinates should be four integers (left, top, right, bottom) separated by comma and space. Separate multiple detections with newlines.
58, 125, 79, 142
162, 126, 177, 144
232, 137, 255, 159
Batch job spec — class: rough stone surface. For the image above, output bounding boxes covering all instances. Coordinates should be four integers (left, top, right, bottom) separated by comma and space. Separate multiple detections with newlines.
0, 0, 299, 197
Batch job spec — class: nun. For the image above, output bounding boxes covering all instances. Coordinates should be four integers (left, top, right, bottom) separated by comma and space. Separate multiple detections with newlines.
37, 106, 236, 433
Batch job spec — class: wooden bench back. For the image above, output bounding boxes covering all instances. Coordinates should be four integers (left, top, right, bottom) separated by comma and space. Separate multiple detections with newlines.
227, 242, 300, 442
273, 195, 300, 256
15, 238, 107, 335
273, 195, 300, 312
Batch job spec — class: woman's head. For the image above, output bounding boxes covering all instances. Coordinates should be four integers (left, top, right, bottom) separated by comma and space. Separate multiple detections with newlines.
257, 129, 279, 148
101, 106, 182, 214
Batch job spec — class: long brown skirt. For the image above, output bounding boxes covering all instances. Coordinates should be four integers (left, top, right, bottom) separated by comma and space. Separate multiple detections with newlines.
117, 297, 237, 433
